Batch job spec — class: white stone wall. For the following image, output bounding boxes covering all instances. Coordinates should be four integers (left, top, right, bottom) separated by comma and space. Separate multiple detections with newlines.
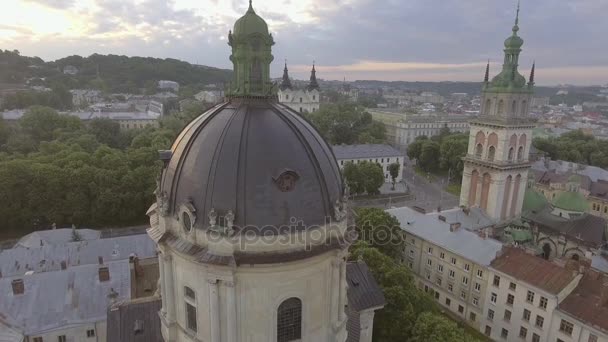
337, 156, 403, 183
389, 121, 469, 147
548, 310, 608, 342
480, 269, 559, 342
158, 247, 347, 342
278, 89, 320, 114
402, 232, 489, 330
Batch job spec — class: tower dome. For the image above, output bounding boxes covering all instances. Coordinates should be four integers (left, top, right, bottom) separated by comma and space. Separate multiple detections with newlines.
233, 1, 269, 37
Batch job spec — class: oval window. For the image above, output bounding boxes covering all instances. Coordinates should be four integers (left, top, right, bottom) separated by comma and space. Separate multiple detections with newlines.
182, 212, 192, 232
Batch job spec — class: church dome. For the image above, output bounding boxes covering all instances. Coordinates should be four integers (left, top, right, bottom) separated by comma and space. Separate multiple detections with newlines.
551, 191, 589, 213
233, 2, 269, 37
522, 188, 548, 213
159, 99, 343, 234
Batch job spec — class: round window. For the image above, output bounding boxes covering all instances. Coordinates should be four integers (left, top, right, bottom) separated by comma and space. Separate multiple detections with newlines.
182, 212, 192, 232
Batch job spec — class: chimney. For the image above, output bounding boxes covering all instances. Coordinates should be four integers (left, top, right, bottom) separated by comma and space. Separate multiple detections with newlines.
99, 266, 110, 282
449, 223, 461, 232
11, 279, 24, 295
98, 256, 104, 265
438, 215, 446, 222
413, 206, 426, 214
60, 261, 67, 270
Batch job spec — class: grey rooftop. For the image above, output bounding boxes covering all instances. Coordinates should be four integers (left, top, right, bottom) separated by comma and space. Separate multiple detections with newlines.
0, 261, 131, 336
387, 206, 503, 266
332, 144, 403, 160
1, 232, 157, 278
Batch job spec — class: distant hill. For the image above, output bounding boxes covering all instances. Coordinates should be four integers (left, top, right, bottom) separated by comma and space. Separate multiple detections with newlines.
0, 50, 232, 94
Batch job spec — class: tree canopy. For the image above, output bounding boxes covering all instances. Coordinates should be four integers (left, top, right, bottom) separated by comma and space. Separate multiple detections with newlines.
0, 105, 197, 238
343, 161, 385, 195
408, 131, 469, 180
350, 242, 482, 342
533, 129, 608, 168
0, 51, 232, 102
304, 103, 386, 145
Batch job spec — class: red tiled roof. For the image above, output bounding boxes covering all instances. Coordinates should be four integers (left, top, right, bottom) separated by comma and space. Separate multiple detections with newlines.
491, 248, 578, 294
558, 271, 608, 334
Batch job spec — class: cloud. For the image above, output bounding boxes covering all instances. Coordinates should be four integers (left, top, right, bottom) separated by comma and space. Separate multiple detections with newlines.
23, 0, 75, 9
3, 0, 607, 85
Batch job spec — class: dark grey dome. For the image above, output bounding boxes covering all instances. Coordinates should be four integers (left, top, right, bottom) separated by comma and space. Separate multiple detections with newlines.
161, 98, 343, 232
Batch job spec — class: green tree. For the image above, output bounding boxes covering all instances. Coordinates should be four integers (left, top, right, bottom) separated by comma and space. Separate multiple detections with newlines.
418, 140, 441, 172
406, 135, 428, 162
87, 118, 123, 148
359, 161, 385, 195
19, 106, 81, 143
411, 312, 478, 342
343, 161, 364, 195
439, 133, 468, 180
388, 163, 400, 190
354, 208, 404, 260
305, 103, 385, 144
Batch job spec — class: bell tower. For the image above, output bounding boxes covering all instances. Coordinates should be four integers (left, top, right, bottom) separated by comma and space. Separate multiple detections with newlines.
460, 2, 536, 220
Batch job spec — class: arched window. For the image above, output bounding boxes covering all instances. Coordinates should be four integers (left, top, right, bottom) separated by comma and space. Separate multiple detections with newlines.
517, 146, 524, 161
520, 100, 527, 116
475, 144, 483, 158
488, 146, 496, 161
277, 298, 302, 342
485, 99, 492, 115
184, 286, 197, 332
497, 100, 505, 115
511, 100, 517, 115
508, 147, 514, 161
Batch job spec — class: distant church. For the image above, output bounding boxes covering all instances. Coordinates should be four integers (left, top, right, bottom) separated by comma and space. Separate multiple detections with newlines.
277, 62, 320, 113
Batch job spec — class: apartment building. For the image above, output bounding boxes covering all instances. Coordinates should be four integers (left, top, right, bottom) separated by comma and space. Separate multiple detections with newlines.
549, 270, 608, 342
481, 248, 583, 342
387, 206, 503, 329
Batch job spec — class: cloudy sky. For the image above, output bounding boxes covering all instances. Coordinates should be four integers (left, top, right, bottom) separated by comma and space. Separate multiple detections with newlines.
1, 0, 607, 85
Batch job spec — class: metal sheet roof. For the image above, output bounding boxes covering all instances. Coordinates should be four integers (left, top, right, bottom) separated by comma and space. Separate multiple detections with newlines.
0, 261, 131, 335
15, 229, 101, 248
387, 206, 503, 266
1, 234, 157, 278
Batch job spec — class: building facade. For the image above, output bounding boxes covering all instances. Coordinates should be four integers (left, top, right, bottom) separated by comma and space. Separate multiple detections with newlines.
460, 7, 536, 221
332, 144, 404, 183
277, 62, 320, 113
387, 207, 503, 331
382, 115, 470, 148
481, 248, 582, 342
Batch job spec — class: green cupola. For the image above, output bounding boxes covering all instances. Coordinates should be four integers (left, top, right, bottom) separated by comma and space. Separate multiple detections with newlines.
227, 0, 275, 97
485, 1, 532, 93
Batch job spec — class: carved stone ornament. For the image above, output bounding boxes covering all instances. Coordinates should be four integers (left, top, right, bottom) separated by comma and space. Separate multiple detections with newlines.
334, 199, 347, 222
208, 208, 217, 227
273, 169, 300, 192
225, 210, 235, 228
156, 190, 169, 217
